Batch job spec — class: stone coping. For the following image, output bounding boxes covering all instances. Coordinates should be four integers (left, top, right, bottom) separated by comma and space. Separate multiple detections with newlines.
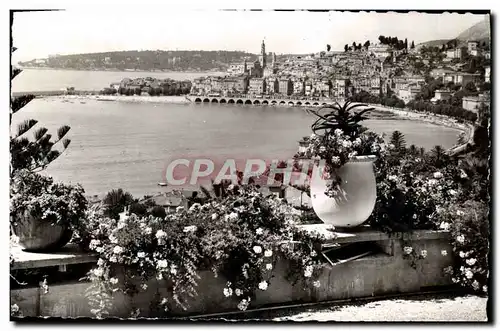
10, 226, 450, 270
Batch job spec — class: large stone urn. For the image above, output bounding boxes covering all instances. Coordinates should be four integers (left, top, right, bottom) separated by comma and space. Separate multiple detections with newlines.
11, 211, 73, 252
310, 155, 377, 228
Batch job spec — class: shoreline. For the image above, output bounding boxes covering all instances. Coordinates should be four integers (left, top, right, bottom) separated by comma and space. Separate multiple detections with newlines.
16, 66, 226, 75
52, 94, 192, 104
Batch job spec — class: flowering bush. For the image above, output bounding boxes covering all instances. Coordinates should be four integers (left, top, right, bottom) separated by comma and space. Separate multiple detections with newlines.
78, 186, 328, 318
10, 169, 88, 229
371, 151, 463, 232
300, 102, 385, 197
440, 200, 489, 294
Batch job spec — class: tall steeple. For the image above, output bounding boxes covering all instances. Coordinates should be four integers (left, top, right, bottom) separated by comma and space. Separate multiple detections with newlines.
260, 40, 266, 68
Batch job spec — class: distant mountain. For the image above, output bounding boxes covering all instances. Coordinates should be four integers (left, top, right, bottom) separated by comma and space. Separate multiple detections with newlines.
456, 16, 490, 41
18, 50, 259, 72
416, 16, 490, 49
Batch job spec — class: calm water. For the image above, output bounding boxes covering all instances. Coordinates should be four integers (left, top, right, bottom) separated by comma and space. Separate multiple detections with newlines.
12, 68, 225, 92
12, 98, 461, 198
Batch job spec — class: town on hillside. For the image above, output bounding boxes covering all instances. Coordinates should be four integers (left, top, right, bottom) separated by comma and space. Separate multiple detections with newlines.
188, 37, 490, 116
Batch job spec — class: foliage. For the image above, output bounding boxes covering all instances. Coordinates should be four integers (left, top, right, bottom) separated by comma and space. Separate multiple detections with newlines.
440, 200, 489, 294
301, 101, 385, 197
10, 169, 88, 228
102, 189, 135, 220
78, 187, 328, 318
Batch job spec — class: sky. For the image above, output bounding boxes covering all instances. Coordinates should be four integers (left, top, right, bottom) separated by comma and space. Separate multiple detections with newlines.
11, 10, 487, 62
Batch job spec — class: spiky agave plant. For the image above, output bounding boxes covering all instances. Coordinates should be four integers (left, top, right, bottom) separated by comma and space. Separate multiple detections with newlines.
307, 101, 374, 138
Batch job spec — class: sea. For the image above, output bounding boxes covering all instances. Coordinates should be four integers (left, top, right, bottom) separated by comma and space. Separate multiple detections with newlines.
11, 69, 462, 198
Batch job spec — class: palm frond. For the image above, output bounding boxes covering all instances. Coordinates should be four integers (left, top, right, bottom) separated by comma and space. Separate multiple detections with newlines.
14, 119, 38, 138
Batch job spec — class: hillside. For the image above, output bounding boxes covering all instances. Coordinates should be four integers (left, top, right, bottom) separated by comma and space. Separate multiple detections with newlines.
456, 16, 490, 41
416, 16, 490, 49
18, 50, 259, 72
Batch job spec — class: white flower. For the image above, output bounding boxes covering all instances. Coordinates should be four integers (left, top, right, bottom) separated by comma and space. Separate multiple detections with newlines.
441, 250, 448, 256
466, 258, 477, 266
256, 228, 263, 235
353, 138, 362, 146
211, 213, 217, 220
97, 258, 105, 266
189, 203, 201, 212
483, 285, 488, 293
110, 277, 119, 285
388, 175, 398, 182
465, 270, 474, 279
235, 289, 242, 296
459, 251, 466, 258
223, 287, 233, 297
452, 277, 458, 283
137, 252, 146, 258
160, 298, 168, 305
141, 283, 148, 290
331, 156, 340, 164
109, 256, 117, 263
310, 250, 317, 257
456, 235, 465, 244
460, 169, 468, 178
157, 260, 168, 269
156, 230, 167, 239
11, 304, 19, 313
170, 265, 178, 275
228, 212, 238, 221
264, 249, 273, 257
456, 210, 465, 216
253, 246, 262, 254
92, 268, 104, 277
156, 273, 163, 280
89, 239, 101, 249
258, 281, 268, 291
472, 280, 480, 290
183, 225, 197, 233
319, 146, 326, 153
420, 250, 428, 258
334, 129, 343, 136
427, 179, 438, 186
266, 263, 273, 270
304, 265, 313, 278
144, 227, 152, 235
403, 246, 413, 255
439, 222, 450, 231
313, 280, 321, 288
227, 184, 235, 191
342, 140, 352, 148
113, 246, 124, 255
433, 172, 443, 179
237, 298, 250, 311
448, 189, 457, 196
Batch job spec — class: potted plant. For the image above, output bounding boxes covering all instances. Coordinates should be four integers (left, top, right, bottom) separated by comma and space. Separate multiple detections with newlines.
10, 170, 88, 252
302, 101, 386, 228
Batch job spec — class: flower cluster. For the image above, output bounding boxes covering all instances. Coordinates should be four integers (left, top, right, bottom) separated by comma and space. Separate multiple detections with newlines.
302, 129, 385, 197
372, 154, 463, 232
10, 169, 88, 228
440, 201, 489, 294
78, 186, 327, 317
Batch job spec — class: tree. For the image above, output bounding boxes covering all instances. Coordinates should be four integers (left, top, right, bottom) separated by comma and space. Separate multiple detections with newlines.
379, 35, 386, 44
352, 42, 357, 49
327, 44, 331, 52
464, 81, 477, 93
150, 206, 167, 219
389, 130, 407, 153
411, 40, 415, 49
364, 40, 371, 50
102, 188, 135, 220
10, 48, 71, 174
404, 38, 408, 49
344, 44, 348, 52
430, 145, 447, 167
129, 203, 148, 216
